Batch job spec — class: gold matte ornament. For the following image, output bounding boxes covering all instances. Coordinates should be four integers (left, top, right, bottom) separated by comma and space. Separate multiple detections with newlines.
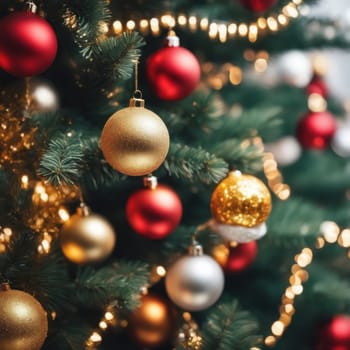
60, 205, 116, 264
210, 170, 272, 227
0, 284, 48, 350
100, 98, 170, 176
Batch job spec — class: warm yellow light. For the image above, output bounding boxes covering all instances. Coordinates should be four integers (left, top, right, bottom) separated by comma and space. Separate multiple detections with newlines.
126, 20, 136, 31
254, 58, 268, 72
150, 17, 160, 35
105, 312, 114, 321
320, 221, 340, 243
209, 22, 218, 39
278, 14, 289, 26
265, 335, 276, 347
315, 236, 325, 249
248, 24, 258, 42
161, 14, 176, 28
227, 23, 237, 36
113, 20, 123, 34
238, 23, 248, 36
291, 284, 303, 295
339, 229, 350, 247
189, 16, 197, 31
99, 21, 109, 34
283, 4, 299, 18
21, 175, 29, 189
271, 321, 285, 336
200, 18, 209, 31
229, 66, 242, 85
218, 24, 227, 43
58, 208, 70, 222
267, 17, 278, 31
89, 332, 102, 343
99, 321, 108, 329
257, 17, 267, 29
156, 265, 166, 277
177, 14, 187, 26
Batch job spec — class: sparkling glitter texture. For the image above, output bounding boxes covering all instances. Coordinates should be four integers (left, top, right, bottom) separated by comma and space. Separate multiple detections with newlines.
210, 171, 272, 227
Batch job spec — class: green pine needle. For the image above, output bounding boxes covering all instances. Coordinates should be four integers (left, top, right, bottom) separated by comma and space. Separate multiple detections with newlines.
201, 300, 262, 350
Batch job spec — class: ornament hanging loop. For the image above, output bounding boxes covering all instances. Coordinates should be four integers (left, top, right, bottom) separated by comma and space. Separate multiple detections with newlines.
132, 58, 143, 100
26, 1, 38, 13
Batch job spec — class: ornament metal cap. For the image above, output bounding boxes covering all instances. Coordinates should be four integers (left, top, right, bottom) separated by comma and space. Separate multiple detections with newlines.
0, 282, 10, 291
165, 30, 180, 47
188, 242, 203, 256
143, 175, 158, 189
26, 1, 38, 13
129, 97, 145, 108
77, 202, 91, 217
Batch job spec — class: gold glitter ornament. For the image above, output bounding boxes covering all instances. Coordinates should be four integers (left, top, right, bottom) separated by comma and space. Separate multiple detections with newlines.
100, 97, 170, 176
0, 284, 48, 350
60, 204, 116, 264
210, 170, 272, 227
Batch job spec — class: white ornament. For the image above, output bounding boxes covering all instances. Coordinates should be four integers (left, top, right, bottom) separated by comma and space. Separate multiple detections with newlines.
211, 220, 267, 243
165, 243, 224, 311
277, 51, 313, 88
265, 136, 302, 166
331, 126, 350, 157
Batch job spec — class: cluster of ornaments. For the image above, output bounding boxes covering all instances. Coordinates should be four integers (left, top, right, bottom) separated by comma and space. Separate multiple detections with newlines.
164, 170, 271, 312
296, 73, 350, 157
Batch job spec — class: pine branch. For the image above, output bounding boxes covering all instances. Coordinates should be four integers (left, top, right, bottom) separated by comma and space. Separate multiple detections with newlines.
210, 139, 264, 173
62, 0, 112, 58
164, 143, 229, 184
92, 32, 145, 80
75, 260, 150, 310
201, 300, 262, 350
43, 322, 92, 350
39, 135, 83, 186
263, 197, 326, 250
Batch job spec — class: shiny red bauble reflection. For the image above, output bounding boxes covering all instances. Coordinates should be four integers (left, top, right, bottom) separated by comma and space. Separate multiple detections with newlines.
296, 111, 337, 149
146, 46, 201, 101
239, 0, 277, 13
225, 241, 258, 273
0, 12, 57, 77
126, 185, 182, 239
315, 315, 350, 350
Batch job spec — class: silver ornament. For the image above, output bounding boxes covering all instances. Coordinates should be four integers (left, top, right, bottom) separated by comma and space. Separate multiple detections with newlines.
211, 220, 267, 243
331, 127, 350, 157
165, 244, 224, 311
265, 136, 301, 166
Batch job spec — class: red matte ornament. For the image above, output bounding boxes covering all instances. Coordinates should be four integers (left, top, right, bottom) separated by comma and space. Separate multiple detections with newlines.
0, 11, 57, 77
126, 185, 182, 239
307, 77, 328, 97
146, 41, 201, 101
296, 111, 337, 149
239, 0, 277, 13
225, 241, 258, 273
315, 315, 350, 350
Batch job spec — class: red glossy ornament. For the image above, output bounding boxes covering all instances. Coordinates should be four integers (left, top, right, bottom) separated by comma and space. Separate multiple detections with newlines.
307, 77, 328, 97
126, 185, 182, 239
315, 315, 350, 350
0, 12, 57, 77
239, 0, 277, 13
225, 241, 258, 273
296, 111, 337, 149
146, 36, 201, 101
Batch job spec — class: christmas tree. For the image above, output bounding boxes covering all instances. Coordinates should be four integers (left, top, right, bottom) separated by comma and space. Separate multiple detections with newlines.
0, 0, 349, 349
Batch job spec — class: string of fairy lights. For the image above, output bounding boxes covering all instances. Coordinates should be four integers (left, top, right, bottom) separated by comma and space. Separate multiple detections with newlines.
111, 0, 304, 44
264, 221, 350, 347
